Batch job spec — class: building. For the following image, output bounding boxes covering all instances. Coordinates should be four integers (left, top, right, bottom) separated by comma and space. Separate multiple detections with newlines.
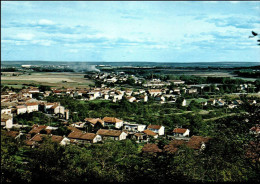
147, 124, 165, 135
96, 129, 127, 141
26, 102, 39, 113
173, 128, 190, 137
1, 114, 13, 129
68, 131, 102, 143
16, 105, 27, 115
103, 117, 124, 129
123, 123, 146, 132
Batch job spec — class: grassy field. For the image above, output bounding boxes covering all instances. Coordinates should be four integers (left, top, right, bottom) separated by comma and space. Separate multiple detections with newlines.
1, 72, 94, 88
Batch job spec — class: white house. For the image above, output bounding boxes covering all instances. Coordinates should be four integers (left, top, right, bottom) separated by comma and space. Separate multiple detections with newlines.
103, 117, 124, 128
1, 108, 12, 115
148, 89, 162, 97
68, 131, 102, 144
26, 102, 39, 113
97, 129, 127, 141
123, 123, 146, 132
1, 114, 13, 129
173, 128, 190, 137
182, 99, 187, 106
16, 105, 27, 115
147, 124, 165, 136
126, 96, 136, 103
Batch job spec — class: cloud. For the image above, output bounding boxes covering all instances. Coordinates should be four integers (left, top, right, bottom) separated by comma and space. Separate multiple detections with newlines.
38, 19, 55, 25
15, 33, 35, 40
68, 49, 78, 53
205, 15, 260, 29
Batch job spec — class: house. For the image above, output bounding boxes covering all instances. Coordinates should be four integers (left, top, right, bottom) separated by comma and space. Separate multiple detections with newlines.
186, 136, 211, 151
68, 131, 102, 143
168, 80, 185, 85
1, 108, 12, 115
216, 99, 225, 106
148, 89, 162, 97
186, 88, 197, 94
147, 124, 165, 135
103, 117, 124, 129
27, 134, 70, 147
123, 122, 146, 132
16, 105, 27, 115
233, 100, 243, 105
173, 128, 190, 137
154, 95, 165, 102
26, 102, 39, 113
50, 105, 65, 116
182, 99, 187, 106
143, 129, 158, 139
3, 130, 23, 139
137, 95, 148, 102
96, 129, 127, 141
207, 99, 216, 106
249, 124, 260, 136
126, 96, 136, 103
85, 118, 104, 127
28, 124, 51, 135
133, 133, 148, 143
1, 114, 13, 129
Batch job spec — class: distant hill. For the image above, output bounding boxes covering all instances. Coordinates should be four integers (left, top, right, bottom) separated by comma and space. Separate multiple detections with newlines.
1, 61, 259, 68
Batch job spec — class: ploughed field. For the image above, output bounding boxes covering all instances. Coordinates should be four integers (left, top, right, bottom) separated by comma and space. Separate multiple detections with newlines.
1, 72, 94, 88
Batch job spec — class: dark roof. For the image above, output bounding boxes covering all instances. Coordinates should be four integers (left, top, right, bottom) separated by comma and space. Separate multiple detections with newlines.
173, 128, 188, 134
143, 129, 157, 136
96, 129, 123, 137
148, 124, 162, 130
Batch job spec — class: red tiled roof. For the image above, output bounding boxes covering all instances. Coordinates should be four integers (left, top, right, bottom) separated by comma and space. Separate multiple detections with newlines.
173, 128, 188, 134
26, 102, 38, 106
4, 131, 19, 138
96, 129, 123, 137
28, 125, 50, 134
103, 117, 122, 123
85, 118, 104, 125
148, 124, 162, 130
143, 129, 157, 136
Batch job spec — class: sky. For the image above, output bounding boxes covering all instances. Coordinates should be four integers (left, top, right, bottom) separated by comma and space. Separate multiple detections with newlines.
1, 1, 260, 62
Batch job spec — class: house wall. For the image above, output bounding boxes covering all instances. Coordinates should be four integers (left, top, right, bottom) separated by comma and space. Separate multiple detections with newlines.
17, 108, 27, 115
93, 135, 102, 143
2, 118, 13, 129
1, 109, 12, 115
137, 125, 146, 132
115, 121, 123, 128
54, 106, 65, 115
27, 105, 38, 113
60, 137, 70, 146
158, 126, 165, 136
119, 132, 127, 140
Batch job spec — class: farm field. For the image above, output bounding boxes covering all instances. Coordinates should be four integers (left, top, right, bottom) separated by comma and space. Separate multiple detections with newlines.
1, 72, 94, 88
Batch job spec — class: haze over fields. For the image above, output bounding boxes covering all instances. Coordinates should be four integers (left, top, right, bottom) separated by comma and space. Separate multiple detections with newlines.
1, 1, 260, 62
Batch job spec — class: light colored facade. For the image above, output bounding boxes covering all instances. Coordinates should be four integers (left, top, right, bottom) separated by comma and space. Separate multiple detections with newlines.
1, 114, 13, 129
1, 108, 12, 115
123, 123, 146, 132
53, 105, 65, 115
17, 106, 27, 115
26, 103, 39, 113
147, 125, 165, 136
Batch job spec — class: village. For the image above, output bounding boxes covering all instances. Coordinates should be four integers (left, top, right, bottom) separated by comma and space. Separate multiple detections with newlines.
1, 70, 259, 155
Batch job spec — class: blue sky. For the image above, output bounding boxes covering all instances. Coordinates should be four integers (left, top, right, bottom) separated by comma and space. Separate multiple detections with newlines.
1, 1, 260, 62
